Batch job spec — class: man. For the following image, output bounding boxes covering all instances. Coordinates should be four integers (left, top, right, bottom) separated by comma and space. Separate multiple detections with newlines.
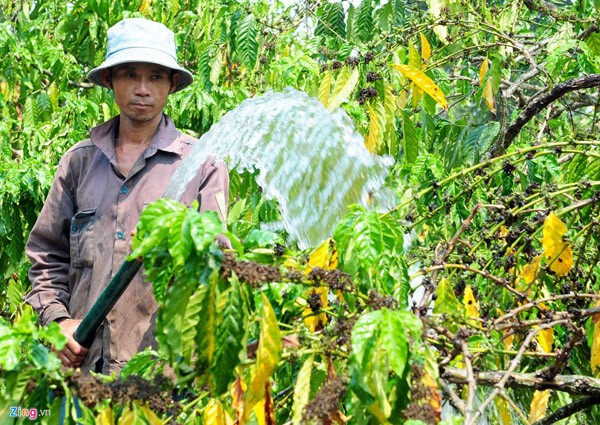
25, 18, 229, 374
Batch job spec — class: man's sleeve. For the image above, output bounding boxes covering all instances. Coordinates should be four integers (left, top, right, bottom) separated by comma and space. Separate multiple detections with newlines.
197, 157, 230, 246
25, 158, 75, 326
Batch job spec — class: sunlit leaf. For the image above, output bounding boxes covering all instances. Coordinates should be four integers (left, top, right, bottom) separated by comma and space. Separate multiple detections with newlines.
591, 301, 600, 376
433, 278, 461, 315
479, 58, 496, 113
420, 33, 431, 62
542, 212, 573, 277
95, 406, 115, 425
292, 356, 313, 423
328, 67, 360, 111
392, 64, 448, 110
204, 398, 228, 425
529, 390, 551, 423
365, 102, 384, 153
463, 285, 479, 318
537, 327, 554, 353
516, 255, 541, 292
318, 70, 333, 107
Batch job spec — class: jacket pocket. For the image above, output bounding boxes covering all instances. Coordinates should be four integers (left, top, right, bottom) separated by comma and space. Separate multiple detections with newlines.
70, 209, 96, 268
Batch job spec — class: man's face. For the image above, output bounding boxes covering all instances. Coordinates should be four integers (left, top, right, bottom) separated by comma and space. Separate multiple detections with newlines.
104, 62, 180, 124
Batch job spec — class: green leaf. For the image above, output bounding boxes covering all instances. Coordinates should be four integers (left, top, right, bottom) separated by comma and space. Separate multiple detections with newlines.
402, 110, 419, 163
433, 278, 462, 315
196, 274, 218, 370
585, 32, 600, 56
356, 0, 374, 42
236, 14, 258, 69
121, 348, 163, 379
213, 273, 246, 394
315, 1, 346, 39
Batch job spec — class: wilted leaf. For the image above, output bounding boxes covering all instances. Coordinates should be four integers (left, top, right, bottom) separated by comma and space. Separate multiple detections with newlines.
392, 64, 448, 110
303, 286, 328, 332
479, 59, 496, 113
516, 255, 541, 292
542, 212, 573, 277
495, 397, 513, 425
463, 285, 479, 318
529, 390, 551, 423
420, 33, 431, 62
292, 356, 313, 423
204, 399, 228, 425
537, 327, 554, 353
95, 406, 115, 425
591, 300, 600, 376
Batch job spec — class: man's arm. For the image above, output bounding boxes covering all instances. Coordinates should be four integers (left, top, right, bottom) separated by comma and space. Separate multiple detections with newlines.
25, 157, 89, 366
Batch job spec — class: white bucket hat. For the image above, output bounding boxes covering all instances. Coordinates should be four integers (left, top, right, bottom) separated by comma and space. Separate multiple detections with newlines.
87, 18, 194, 93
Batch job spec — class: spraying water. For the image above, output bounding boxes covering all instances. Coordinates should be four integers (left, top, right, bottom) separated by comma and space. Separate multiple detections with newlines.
164, 87, 394, 249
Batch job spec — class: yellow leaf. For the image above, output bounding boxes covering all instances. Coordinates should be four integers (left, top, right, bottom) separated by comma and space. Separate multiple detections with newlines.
422, 371, 441, 422
499, 225, 509, 237
204, 399, 227, 425
542, 212, 573, 277
139, 406, 163, 425
392, 64, 448, 110
495, 397, 513, 425
397, 89, 408, 110
303, 286, 328, 332
411, 83, 424, 109
318, 70, 333, 108
95, 406, 115, 425
139, 0, 151, 13
516, 255, 541, 292
420, 33, 431, 62
591, 300, 600, 376
117, 408, 135, 425
307, 238, 337, 271
365, 103, 384, 153
328, 67, 360, 111
479, 59, 496, 113
528, 390, 551, 423
242, 294, 282, 424
537, 327, 554, 353
503, 331, 515, 351
463, 285, 479, 318
292, 356, 313, 423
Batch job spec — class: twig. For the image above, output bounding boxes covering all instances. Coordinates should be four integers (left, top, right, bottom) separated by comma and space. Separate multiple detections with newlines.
491, 74, 600, 157
494, 293, 600, 325
416, 203, 482, 315
440, 381, 466, 415
461, 340, 476, 423
499, 389, 531, 425
531, 396, 600, 425
469, 320, 568, 424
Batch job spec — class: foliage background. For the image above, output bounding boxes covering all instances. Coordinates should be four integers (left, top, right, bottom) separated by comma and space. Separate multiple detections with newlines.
1, 0, 600, 423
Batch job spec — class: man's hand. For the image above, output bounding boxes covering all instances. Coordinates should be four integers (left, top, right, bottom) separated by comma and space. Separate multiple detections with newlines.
55, 318, 89, 368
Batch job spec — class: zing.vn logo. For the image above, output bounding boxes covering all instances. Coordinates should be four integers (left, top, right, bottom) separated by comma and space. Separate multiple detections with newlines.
9, 407, 50, 420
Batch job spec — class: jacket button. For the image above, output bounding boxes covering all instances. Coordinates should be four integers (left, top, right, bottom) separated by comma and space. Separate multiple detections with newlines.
120, 186, 128, 194
116, 231, 124, 239
71, 224, 78, 232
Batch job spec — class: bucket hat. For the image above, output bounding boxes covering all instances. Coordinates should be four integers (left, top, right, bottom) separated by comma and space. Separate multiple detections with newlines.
87, 18, 193, 93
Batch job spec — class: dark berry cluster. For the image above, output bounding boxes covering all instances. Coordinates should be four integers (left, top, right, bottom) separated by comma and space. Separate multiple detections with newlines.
303, 376, 347, 423
307, 267, 353, 291
368, 289, 399, 310
221, 252, 282, 287
366, 71, 382, 82
357, 86, 378, 104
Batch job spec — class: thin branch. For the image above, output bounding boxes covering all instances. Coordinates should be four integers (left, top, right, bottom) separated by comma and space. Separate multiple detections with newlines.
491, 74, 600, 157
461, 340, 476, 423
440, 381, 466, 415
